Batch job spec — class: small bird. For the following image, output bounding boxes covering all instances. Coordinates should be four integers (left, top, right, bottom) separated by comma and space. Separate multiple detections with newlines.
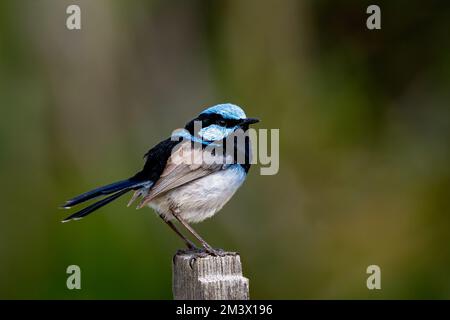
61, 103, 259, 255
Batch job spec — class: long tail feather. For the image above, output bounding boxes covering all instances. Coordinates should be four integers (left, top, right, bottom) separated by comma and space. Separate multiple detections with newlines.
62, 188, 131, 223
61, 179, 141, 209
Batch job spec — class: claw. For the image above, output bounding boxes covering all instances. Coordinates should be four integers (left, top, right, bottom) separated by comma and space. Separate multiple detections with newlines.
202, 247, 235, 257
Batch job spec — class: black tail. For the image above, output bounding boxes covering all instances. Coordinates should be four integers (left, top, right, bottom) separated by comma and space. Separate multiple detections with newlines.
61, 179, 146, 223
61, 179, 142, 209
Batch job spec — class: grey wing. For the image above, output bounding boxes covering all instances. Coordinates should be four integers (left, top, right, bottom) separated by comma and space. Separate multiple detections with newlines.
137, 142, 230, 208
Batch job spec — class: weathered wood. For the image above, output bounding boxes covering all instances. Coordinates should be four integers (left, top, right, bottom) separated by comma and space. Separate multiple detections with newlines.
172, 251, 249, 300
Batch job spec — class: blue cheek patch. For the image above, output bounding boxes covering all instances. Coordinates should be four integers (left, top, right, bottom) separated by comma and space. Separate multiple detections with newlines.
199, 125, 237, 141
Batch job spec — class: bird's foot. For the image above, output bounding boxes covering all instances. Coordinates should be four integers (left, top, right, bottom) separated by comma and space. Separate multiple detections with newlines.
202, 246, 238, 257
176, 246, 238, 258
176, 247, 208, 257
174, 247, 238, 266
185, 240, 198, 251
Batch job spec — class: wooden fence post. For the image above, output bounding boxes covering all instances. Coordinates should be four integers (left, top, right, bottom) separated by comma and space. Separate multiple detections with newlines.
172, 251, 250, 300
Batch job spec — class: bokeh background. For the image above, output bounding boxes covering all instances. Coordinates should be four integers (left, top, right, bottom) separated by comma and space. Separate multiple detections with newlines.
1, 0, 449, 299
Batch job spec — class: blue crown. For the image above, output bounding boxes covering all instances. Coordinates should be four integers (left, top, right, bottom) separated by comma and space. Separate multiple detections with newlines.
201, 103, 246, 120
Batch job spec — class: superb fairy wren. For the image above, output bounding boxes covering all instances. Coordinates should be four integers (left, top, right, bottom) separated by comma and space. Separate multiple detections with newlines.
61, 103, 259, 255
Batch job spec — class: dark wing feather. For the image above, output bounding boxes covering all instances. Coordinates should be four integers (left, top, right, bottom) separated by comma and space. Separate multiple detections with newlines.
132, 138, 181, 182
137, 141, 229, 207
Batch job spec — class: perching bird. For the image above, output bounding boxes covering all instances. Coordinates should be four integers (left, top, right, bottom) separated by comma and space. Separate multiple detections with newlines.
61, 103, 259, 255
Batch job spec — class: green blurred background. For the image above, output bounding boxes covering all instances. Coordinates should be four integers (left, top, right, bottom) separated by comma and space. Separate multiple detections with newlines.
1, 0, 449, 299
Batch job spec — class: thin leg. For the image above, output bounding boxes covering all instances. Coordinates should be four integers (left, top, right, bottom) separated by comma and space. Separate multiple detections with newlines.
170, 209, 221, 255
159, 215, 198, 250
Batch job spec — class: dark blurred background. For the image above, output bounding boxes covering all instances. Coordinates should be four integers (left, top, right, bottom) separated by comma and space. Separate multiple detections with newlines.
0, 0, 449, 299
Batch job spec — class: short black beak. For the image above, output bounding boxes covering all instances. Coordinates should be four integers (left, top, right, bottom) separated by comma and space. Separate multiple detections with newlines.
241, 117, 259, 125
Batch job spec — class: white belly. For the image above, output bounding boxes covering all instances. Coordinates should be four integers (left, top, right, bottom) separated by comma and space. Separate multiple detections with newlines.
148, 165, 246, 223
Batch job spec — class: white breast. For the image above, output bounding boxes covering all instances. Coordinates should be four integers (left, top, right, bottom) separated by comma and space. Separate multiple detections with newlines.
148, 164, 246, 223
